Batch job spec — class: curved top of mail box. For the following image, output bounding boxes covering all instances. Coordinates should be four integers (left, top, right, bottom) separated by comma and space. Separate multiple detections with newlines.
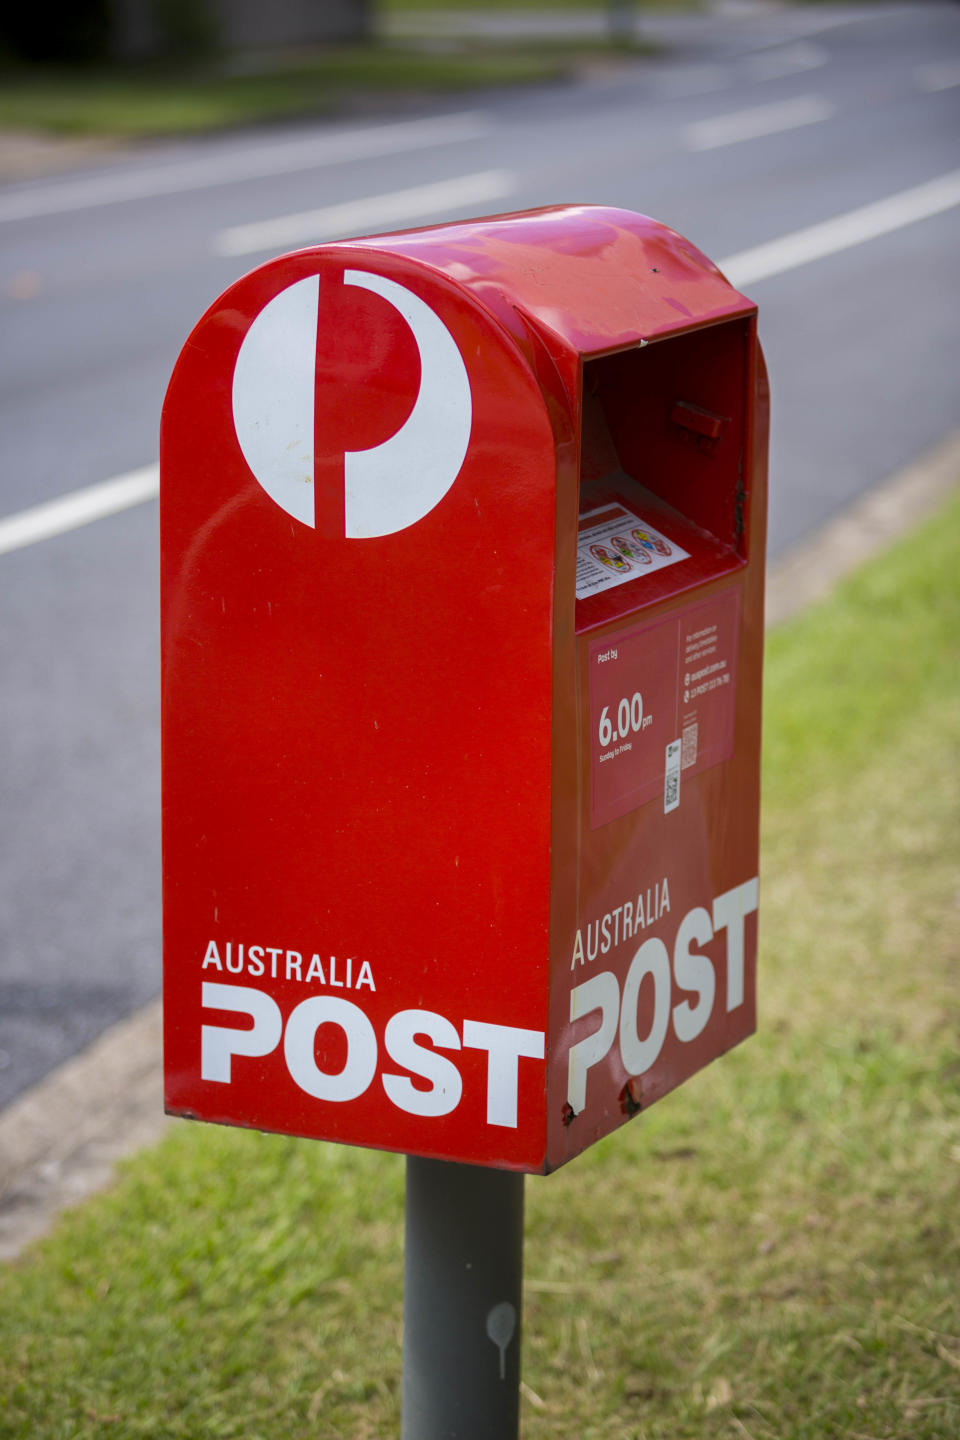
336, 204, 755, 395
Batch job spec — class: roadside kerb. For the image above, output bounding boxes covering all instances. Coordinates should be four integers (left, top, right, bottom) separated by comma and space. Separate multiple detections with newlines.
1, 425, 958, 1264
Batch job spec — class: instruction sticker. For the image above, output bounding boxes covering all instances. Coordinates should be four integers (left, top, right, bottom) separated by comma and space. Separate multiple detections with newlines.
589, 588, 741, 827
576, 504, 688, 600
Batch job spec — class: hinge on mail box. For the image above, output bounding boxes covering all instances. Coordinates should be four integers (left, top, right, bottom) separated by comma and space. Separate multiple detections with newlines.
670, 399, 729, 452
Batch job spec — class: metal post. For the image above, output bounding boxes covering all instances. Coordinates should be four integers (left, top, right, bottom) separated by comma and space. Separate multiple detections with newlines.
402, 1157, 525, 1440
607, 0, 635, 44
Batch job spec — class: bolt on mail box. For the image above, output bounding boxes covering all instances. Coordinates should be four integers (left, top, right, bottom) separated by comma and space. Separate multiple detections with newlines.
161, 205, 768, 1172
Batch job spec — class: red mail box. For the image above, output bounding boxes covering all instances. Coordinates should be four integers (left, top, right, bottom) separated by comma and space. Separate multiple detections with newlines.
161, 205, 768, 1172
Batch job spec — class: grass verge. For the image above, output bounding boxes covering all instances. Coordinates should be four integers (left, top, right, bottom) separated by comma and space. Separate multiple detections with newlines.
0, 35, 654, 139
1, 490, 959, 1439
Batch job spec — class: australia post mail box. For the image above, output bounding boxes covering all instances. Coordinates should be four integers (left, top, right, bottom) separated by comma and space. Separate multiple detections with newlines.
161, 205, 768, 1173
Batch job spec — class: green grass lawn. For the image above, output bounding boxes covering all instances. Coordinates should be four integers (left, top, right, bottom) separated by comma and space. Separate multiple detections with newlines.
2, 490, 959, 1439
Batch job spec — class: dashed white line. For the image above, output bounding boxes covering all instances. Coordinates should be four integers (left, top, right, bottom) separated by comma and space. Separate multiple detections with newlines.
743, 42, 828, 84
0, 113, 491, 224
214, 168, 516, 257
720, 167, 960, 288
685, 94, 835, 151
0, 465, 158, 557
916, 62, 960, 93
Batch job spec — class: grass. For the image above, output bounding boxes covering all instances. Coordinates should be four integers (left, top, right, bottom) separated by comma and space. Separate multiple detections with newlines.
2, 489, 959, 1439
0, 34, 655, 139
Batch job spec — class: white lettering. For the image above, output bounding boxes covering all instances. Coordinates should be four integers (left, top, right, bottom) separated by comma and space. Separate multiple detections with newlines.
564, 874, 758, 1110
196, 986, 546, 1129
713, 878, 758, 1011
671, 907, 714, 1042
201, 982, 281, 1082
202, 940, 222, 971
283, 996, 376, 1102
619, 938, 671, 1076
567, 971, 620, 1114
571, 929, 585, 969
382, 1010, 462, 1117
198, 941, 373, 990
462, 1019, 545, 1128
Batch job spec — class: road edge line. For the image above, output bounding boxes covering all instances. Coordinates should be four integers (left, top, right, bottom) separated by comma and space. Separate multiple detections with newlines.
0, 465, 159, 557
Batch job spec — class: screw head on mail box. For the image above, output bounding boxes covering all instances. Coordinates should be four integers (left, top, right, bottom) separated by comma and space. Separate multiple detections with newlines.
161, 205, 768, 1172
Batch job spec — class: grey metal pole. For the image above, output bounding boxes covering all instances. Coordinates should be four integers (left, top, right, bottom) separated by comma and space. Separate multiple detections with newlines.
607, 0, 635, 44
402, 1157, 525, 1440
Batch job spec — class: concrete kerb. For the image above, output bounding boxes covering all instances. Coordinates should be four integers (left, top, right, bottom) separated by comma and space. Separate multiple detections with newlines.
0, 1002, 169, 1261
2, 427, 958, 1263
0, 131, 134, 184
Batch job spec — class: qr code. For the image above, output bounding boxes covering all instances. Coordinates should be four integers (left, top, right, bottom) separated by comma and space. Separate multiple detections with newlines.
682, 722, 698, 769
664, 740, 681, 814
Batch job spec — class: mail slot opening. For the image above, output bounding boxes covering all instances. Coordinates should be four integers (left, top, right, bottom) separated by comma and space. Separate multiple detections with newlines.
576, 318, 750, 626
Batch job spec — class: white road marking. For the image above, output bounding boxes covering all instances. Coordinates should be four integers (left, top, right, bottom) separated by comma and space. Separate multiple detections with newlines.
743, 42, 828, 84
916, 62, 960, 93
720, 167, 960, 288
214, 169, 516, 256
0, 113, 490, 224
0, 465, 158, 557
4, 170, 959, 558
659, 43, 827, 101
685, 94, 835, 150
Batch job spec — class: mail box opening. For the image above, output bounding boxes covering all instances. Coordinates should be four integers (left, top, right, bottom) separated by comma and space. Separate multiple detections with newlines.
576, 318, 750, 630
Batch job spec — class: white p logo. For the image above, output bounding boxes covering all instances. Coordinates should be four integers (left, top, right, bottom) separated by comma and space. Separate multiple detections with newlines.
231, 270, 473, 538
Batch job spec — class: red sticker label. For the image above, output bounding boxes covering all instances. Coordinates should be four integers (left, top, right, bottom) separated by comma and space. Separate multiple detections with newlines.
589, 588, 741, 827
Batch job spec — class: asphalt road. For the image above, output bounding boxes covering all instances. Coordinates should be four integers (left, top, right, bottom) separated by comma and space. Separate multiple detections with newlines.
1, 2, 958, 1109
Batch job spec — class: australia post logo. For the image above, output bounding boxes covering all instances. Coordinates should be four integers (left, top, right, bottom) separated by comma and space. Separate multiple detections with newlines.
231, 269, 473, 539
